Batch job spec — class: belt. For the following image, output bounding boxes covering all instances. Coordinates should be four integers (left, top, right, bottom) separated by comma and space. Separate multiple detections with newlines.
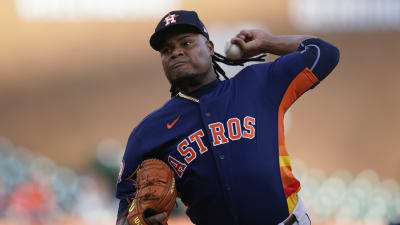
283, 214, 297, 225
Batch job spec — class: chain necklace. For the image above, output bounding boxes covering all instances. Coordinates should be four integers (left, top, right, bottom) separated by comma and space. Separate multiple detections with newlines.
177, 92, 200, 103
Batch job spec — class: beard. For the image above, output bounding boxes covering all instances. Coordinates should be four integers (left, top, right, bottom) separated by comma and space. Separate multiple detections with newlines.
169, 70, 209, 93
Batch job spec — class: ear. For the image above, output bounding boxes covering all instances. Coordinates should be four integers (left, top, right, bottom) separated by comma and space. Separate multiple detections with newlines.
206, 40, 214, 55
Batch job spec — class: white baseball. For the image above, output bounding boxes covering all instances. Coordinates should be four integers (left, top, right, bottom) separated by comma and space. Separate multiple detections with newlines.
224, 41, 243, 60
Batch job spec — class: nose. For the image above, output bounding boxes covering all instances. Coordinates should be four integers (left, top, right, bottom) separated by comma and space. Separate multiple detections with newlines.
171, 47, 184, 59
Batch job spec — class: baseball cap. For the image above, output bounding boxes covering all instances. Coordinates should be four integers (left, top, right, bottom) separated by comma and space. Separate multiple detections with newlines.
149, 10, 209, 51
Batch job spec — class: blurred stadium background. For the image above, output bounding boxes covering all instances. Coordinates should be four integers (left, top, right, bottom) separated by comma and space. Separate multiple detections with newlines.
1, 0, 400, 224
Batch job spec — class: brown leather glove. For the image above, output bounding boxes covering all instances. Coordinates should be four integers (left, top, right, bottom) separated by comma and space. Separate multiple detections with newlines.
127, 159, 177, 225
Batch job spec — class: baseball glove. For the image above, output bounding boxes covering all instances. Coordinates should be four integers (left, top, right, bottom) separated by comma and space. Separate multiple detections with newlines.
127, 159, 177, 225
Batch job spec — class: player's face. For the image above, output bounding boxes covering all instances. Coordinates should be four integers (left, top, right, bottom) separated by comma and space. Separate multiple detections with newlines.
159, 30, 214, 86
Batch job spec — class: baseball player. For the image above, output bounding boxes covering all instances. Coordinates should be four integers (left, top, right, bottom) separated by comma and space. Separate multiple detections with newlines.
116, 10, 340, 225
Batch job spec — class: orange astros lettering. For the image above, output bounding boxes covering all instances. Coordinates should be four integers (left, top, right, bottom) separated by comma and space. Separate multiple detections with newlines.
177, 139, 197, 164
243, 116, 256, 139
167, 116, 256, 178
208, 122, 229, 146
189, 129, 208, 154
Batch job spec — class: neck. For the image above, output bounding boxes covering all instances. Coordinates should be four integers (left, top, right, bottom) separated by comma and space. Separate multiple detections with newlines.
172, 70, 217, 94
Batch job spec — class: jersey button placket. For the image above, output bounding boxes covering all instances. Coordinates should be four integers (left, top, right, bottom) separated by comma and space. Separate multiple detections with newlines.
200, 101, 237, 222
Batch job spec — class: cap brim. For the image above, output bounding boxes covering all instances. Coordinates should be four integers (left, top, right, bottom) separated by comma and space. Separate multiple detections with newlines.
150, 24, 204, 51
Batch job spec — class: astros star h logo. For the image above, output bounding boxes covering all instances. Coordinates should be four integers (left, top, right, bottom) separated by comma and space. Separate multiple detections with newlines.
164, 14, 179, 26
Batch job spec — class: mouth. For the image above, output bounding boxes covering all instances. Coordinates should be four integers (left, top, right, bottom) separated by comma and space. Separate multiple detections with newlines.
171, 61, 188, 69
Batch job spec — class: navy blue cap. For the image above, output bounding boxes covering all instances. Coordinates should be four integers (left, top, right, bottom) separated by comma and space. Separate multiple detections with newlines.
150, 10, 209, 51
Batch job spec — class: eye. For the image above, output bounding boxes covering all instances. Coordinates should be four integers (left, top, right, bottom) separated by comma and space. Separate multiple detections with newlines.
183, 41, 192, 47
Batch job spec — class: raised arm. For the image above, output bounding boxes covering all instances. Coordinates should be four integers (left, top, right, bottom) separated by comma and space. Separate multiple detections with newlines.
231, 29, 340, 107
232, 30, 316, 56
232, 29, 339, 81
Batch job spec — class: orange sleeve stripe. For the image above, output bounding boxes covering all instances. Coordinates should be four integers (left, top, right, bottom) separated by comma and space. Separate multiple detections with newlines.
278, 67, 318, 213
279, 145, 289, 156
278, 68, 318, 145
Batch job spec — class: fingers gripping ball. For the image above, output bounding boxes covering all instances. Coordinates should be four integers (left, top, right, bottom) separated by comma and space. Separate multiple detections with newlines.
127, 159, 177, 225
224, 41, 243, 60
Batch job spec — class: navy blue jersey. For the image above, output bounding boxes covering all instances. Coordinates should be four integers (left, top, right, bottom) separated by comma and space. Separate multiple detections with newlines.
116, 38, 339, 225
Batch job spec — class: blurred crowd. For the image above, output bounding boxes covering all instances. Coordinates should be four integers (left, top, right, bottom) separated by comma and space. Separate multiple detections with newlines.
294, 160, 400, 224
0, 137, 117, 225
0, 136, 399, 225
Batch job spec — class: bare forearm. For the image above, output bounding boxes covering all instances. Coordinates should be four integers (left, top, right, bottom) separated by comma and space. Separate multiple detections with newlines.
261, 35, 316, 56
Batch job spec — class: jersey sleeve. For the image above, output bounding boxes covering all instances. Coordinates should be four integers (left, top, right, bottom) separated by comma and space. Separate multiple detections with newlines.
250, 38, 340, 107
115, 126, 151, 221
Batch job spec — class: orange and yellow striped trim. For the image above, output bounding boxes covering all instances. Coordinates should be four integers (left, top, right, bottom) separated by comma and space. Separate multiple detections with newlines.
278, 67, 319, 213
